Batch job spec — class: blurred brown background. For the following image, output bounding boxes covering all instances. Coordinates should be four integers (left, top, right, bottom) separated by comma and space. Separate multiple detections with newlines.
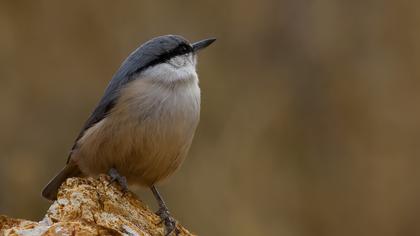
1, 1, 420, 235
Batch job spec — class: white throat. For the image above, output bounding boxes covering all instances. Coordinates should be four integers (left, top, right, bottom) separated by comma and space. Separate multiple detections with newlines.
140, 53, 198, 85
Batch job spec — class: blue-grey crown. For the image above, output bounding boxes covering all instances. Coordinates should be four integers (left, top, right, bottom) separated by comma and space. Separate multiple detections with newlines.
114, 35, 193, 80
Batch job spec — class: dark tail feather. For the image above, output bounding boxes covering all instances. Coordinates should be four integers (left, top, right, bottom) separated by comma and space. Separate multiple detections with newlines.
42, 162, 82, 200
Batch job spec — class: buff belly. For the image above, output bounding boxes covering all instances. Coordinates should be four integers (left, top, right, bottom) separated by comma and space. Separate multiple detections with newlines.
72, 79, 200, 186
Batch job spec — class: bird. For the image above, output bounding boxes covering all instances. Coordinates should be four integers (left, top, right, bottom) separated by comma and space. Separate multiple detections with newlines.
42, 35, 215, 235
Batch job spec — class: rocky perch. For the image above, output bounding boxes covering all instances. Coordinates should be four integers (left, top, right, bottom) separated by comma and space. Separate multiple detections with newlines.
0, 176, 195, 236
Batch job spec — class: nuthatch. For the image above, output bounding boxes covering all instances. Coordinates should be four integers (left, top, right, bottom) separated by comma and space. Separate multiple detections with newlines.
42, 35, 215, 235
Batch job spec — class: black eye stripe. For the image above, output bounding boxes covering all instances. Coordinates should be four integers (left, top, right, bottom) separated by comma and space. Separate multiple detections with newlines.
134, 43, 192, 73
175, 44, 191, 55
159, 44, 192, 61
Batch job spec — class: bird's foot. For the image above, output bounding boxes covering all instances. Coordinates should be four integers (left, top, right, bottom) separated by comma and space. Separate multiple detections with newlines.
107, 168, 129, 193
156, 207, 179, 236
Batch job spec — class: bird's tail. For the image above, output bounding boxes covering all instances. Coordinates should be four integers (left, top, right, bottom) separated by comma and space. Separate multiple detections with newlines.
41, 162, 82, 200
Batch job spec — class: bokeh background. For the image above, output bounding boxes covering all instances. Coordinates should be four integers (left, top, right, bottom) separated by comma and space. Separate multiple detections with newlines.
1, 1, 420, 235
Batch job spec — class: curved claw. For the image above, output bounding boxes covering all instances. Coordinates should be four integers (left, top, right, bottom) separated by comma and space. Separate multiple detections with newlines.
108, 168, 129, 192
151, 186, 180, 235
156, 207, 179, 236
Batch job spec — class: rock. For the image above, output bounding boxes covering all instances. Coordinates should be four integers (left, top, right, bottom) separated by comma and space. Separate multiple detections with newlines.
0, 176, 195, 236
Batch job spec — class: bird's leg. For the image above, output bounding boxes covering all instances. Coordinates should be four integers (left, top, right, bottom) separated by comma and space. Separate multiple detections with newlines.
151, 185, 179, 236
108, 167, 128, 192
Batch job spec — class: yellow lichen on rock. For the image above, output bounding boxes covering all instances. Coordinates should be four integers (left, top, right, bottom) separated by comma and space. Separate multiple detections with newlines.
0, 176, 195, 236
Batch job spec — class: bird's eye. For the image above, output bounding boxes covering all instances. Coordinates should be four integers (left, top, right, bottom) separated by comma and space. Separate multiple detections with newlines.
180, 45, 188, 53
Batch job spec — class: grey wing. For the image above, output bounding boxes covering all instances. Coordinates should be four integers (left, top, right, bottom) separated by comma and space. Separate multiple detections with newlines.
66, 77, 126, 163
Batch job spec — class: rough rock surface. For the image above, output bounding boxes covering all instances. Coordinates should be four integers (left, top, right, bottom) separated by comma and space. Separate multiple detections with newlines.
0, 176, 195, 236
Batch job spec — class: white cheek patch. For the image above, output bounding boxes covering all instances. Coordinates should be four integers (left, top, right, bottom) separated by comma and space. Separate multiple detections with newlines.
170, 56, 187, 67
140, 54, 198, 83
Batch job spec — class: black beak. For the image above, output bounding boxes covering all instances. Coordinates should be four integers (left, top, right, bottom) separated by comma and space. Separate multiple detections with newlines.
192, 38, 216, 52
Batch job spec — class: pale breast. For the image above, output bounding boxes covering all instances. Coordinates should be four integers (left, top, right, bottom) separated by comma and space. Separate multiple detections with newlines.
74, 78, 200, 186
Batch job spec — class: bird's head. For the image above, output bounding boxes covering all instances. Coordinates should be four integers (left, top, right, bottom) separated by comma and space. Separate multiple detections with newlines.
118, 35, 216, 84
